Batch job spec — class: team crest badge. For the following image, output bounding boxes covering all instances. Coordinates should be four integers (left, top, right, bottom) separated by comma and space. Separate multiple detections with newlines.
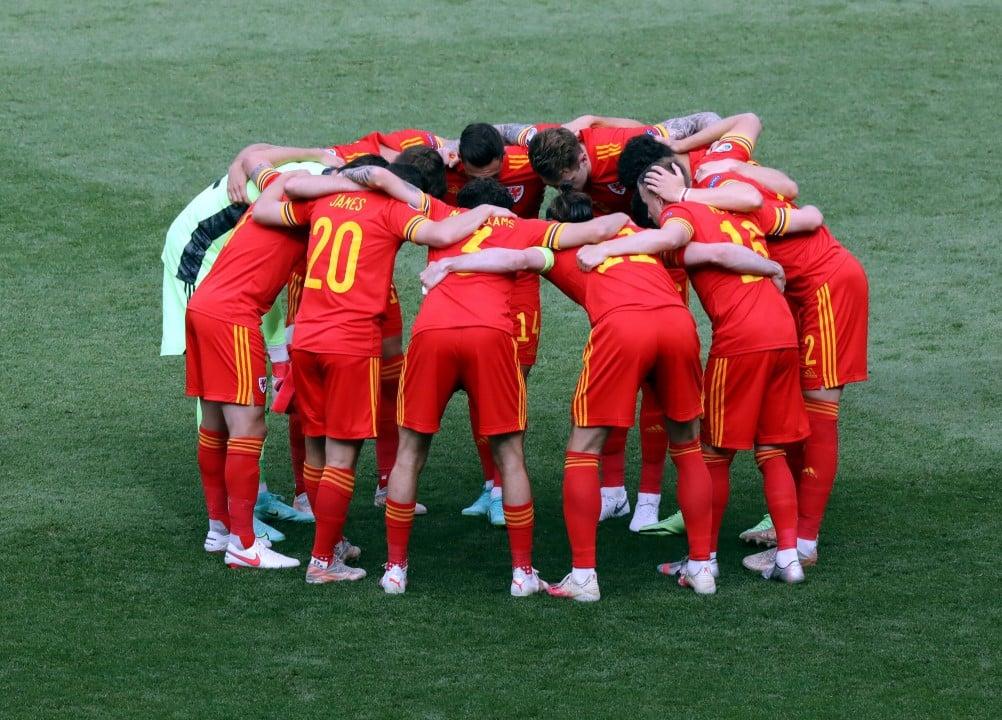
507, 185, 525, 203
607, 182, 627, 195
258, 377, 268, 393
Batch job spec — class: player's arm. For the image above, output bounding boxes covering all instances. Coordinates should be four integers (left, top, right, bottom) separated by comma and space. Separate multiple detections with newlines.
420, 247, 553, 292
656, 111, 722, 141
562, 114, 645, 133
251, 171, 314, 227
546, 213, 631, 250
411, 205, 517, 249
695, 160, 799, 199
286, 165, 426, 209
576, 222, 693, 271
494, 123, 535, 145
667, 112, 762, 154
644, 165, 763, 212
760, 203, 825, 239
229, 144, 339, 203
680, 244, 786, 292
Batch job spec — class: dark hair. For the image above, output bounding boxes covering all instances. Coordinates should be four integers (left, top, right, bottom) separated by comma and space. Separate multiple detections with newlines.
630, 191, 658, 228
340, 154, 388, 171
546, 184, 594, 222
387, 161, 426, 190
617, 135, 671, 188
397, 146, 446, 198
640, 158, 691, 188
458, 123, 505, 170
528, 128, 580, 184
456, 177, 514, 210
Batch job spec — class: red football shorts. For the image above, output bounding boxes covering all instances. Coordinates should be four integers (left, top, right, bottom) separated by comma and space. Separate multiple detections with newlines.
572, 307, 703, 428
510, 272, 541, 368
380, 283, 404, 339
702, 348, 810, 450
398, 327, 526, 436
795, 256, 869, 391
291, 349, 380, 439
185, 310, 266, 406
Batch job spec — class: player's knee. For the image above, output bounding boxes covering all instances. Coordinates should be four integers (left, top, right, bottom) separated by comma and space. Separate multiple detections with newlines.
666, 418, 699, 445
567, 426, 607, 455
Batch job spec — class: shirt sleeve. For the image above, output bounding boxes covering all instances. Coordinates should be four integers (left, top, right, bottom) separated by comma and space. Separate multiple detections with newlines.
517, 122, 562, 146
385, 198, 431, 243
707, 134, 754, 161
658, 203, 697, 240
278, 199, 314, 227
757, 204, 793, 237
661, 246, 688, 268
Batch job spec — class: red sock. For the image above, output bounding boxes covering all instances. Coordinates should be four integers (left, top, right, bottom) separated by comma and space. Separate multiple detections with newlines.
786, 439, 805, 482
704, 453, 732, 554
600, 427, 627, 489
669, 439, 712, 561
225, 436, 265, 548
385, 497, 415, 568
376, 355, 403, 487
303, 463, 322, 510
311, 466, 355, 562
503, 501, 535, 571
756, 448, 798, 551
799, 400, 840, 541
563, 451, 601, 568
197, 427, 229, 526
638, 404, 668, 494
288, 412, 306, 496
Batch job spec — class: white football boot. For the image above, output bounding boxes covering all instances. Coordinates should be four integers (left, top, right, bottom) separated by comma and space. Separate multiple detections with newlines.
510, 567, 548, 597
546, 571, 601, 602
379, 564, 408, 595
305, 556, 366, 584
334, 537, 362, 562
629, 493, 661, 532
599, 488, 630, 521
203, 529, 230, 553
224, 538, 300, 569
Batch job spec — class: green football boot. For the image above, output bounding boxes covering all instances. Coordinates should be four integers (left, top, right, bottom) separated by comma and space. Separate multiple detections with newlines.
637, 509, 686, 536
739, 514, 777, 547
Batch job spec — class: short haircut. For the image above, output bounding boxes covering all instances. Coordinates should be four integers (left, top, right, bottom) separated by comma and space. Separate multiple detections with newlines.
546, 185, 594, 222
641, 158, 691, 187
458, 123, 505, 169
387, 161, 426, 190
456, 177, 514, 210
397, 146, 446, 198
617, 135, 671, 188
629, 191, 658, 228
528, 128, 580, 184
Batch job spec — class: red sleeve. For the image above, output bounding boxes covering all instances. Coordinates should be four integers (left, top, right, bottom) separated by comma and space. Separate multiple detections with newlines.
383, 198, 431, 243
658, 203, 698, 237
253, 167, 281, 191
378, 128, 441, 151
705, 134, 754, 162
330, 132, 382, 162
751, 204, 793, 237
427, 196, 459, 221
504, 218, 564, 249
517, 122, 561, 145
280, 199, 316, 227
661, 246, 688, 268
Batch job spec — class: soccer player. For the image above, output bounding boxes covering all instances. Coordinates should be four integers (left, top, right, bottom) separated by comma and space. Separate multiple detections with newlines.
162, 145, 339, 541
254, 163, 517, 584
688, 158, 870, 569
380, 178, 630, 596
185, 168, 321, 570
578, 159, 824, 583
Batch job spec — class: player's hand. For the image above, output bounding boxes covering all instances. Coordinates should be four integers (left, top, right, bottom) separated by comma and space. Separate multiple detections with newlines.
483, 204, 517, 219
321, 148, 344, 169
769, 262, 786, 293
437, 145, 460, 168
576, 244, 609, 272
270, 361, 295, 414
227, 156, 251, 204
644, 164, 686, 203
420, 260, 450, 293
694, 159, 738, 183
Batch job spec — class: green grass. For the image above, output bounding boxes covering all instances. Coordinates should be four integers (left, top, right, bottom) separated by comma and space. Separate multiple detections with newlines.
2, 1, 999, 718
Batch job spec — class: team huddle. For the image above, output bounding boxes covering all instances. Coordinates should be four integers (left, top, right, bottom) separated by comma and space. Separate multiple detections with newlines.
161, 110, 869, 599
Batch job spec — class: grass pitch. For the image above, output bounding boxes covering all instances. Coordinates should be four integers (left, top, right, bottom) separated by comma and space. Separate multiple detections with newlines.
2, 1, 999, 718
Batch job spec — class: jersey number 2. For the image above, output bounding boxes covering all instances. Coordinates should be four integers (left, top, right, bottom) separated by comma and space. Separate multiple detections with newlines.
305, 218, 362, 293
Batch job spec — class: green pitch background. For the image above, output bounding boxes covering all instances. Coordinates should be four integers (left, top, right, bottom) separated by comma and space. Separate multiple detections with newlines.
2, 1, 999, 718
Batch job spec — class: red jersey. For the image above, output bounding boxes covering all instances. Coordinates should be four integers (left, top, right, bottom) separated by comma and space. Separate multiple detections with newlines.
413, 216, 565, 336
440, 146, 546, 219
579, 126, 670, 216
698, 170, 850, 306
188, 209, 304, 328
282, 191, 431, 356
685, 133, 755, 178
543, 249, 588, 307
660, 202, 796, 357
329, 128, 444, 164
